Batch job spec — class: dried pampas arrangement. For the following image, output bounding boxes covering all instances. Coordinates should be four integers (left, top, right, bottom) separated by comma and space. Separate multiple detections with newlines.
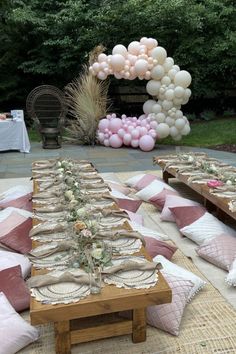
64, 46, 110, 145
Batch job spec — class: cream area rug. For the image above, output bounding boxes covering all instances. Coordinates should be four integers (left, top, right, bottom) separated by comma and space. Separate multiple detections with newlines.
1, 173, 235, 354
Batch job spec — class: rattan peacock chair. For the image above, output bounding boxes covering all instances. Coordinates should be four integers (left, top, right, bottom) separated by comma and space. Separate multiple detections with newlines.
26, 85, 67, 149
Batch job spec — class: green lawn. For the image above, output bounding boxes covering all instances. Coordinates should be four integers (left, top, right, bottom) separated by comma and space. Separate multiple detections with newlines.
159, 117, 236, 147
28, 117, 236, 148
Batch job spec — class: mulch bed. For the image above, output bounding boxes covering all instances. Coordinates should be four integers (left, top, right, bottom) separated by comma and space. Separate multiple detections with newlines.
209, 144, 236, 153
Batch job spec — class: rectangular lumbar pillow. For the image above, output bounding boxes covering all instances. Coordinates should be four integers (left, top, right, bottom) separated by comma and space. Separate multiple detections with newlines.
169, 205, 206, 229
0, 292, 39, 354
161, 195, 200, 222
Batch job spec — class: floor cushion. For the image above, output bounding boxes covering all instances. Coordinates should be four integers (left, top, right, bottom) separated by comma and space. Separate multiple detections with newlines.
125, 173, 158, 190
144, 237, 177, 260
169, 205, 207, 229
161, 195, 200, 222
0, 249, 31, 279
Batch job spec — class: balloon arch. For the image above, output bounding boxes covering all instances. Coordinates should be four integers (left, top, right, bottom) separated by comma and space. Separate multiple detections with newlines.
90, 37, 191, 151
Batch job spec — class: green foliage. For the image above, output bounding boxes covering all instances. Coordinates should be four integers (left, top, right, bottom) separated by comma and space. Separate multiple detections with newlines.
0, 0, 235, 113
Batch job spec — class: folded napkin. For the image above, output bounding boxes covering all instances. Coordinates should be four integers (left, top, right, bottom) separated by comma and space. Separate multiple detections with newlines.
91, 194, 118, 203
28, 241, 73, 259
100, 209, 129, 219
29, 221, 67, 237
81, 182, 109, 190
95, 229, 145, 246
33, 205, 64, 213
102, 260, 162, 275
27, 270, 96, 288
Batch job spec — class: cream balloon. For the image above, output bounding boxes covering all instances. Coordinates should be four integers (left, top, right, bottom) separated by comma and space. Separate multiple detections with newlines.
143, 99, 156, 114
168, 69, 177, 80
128, 41, 140, 55
151, 46, 167, 64
165, 117, 175, 127
174, 70, 192, 88
175, 118, 185, 130
151, 104, 162, 114
112, 44, 128, 57
170, 126, 179, 137
162, 100, 173, 110
174, 86, 185, 98
134, 59, 149, 75
98, 53, 107, 63
161, 76, 171, 86
110, 54, 125, 71
163, 57, 174, 72
165, 89, 174, 100
155, 113, 166, 123
156, 123, 170, 138
151, 65, 165, 80
146, 80, 161, 96
182, 124, 191, 135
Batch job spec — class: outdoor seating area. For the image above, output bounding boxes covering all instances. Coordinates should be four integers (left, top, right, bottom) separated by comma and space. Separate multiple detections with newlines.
0, 156, 236, 353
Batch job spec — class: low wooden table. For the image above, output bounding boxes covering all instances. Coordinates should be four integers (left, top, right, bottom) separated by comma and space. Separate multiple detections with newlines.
30, 175, 172, 354
30, 252, 171, 354
154, 157, 236, 221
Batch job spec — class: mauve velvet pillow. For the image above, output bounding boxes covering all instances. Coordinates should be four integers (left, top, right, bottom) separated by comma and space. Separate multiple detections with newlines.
144, 237, 177, 260
169, 205, 206, 229
196, 233, 236, 271
0, 266, 30, 312
0, 218, 32, 254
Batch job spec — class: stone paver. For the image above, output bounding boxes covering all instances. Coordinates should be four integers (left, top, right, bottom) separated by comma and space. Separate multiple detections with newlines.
0, 142, 235, 177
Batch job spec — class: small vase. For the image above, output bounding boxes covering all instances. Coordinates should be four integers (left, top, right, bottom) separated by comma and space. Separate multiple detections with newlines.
90, 266, 102, 294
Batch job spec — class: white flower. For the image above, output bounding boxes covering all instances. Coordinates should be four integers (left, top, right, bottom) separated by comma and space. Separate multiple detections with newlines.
57, 161, 62, 167
57, 168, 64, 173
210, 164, 217, 173
76, 207, 86, 218
65, 190, 74, 201
91, 247, 103, 260
188, 156, 194, 163
74, 182, 79, 188
226, 180, 232, 185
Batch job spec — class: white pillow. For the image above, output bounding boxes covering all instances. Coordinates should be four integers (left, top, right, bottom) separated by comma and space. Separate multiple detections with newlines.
0, 292, 39, 354
125, 174, 146, 187
161, 195, 200, 222
0, 185, 32, 203
226, 258, 236, 286
128, 221, 169, 241
153, 255, 206, 301
136, 180, 175, 202
0, 207, 32, 222
180, 212, 236, 245
0, 250, 31, 278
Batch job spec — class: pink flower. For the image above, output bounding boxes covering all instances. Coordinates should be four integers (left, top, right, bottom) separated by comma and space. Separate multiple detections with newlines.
207, 180, 224, 188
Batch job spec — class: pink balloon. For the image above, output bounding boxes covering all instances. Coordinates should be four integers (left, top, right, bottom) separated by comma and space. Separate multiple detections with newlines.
132, 117, 137, 122
108, 131, 113, 137
146, 124, 150, 130
117, 128, 125, 138
104, 133, 109, 139
140, 127, 148, 136
109, 118, 122, 133
98, 119, 109, 133
104, 139, 110, 147
140, 119, 147, 127
131, 129, 140, 139
139, 135, 155, 152
149, 129, 157, 138
127, 125, 134, 133
104, 128, 109, 133
123, 124, 128, 131
150, 121, 158, 129
123, 133, 132, 146
109, 134, 123, 148
131, 139, 139, 148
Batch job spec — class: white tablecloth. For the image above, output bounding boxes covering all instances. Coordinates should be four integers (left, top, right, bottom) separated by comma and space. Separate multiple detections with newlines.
0, 119, 31, 153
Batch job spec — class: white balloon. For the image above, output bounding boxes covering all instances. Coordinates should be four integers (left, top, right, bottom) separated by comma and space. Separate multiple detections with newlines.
173, 97, 183, 105
112, 44, 128, 57
163, 57, 174, 72
173, 134, 182, 141
174, 70, 192, 88
175, 118, 185, 130
161, 76, 171, 86
128, 41, 140, 55
181, 97, 189, 105
143, 99, 156, 114
170, 126, 179, 137
162, 100, 173, 110
146, 80, 161, 96
156, 123, 170, 138
182, 124, 191, 135
110, 54, 125, 71
134, 59, 149, 75
155, 113, 166, 123
185, 88, 192, 98
175, 110, 183, 119
151, 46, 167, 64
98, 53, 107, 63
165, 89, 174, 100
151, 65, 165, 80
146, 38, 156, 49
174, 86, 185, 98
165, 117, 175, 127
172, 65, 180, 72
151, 104, 162, 114
168, 69, 177, 80
92, 62, 100, 72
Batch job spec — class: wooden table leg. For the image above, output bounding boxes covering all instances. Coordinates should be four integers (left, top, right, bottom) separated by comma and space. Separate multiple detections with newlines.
132, 308, 146, 343
54, 321, 71, 354
163, 170, 172, 184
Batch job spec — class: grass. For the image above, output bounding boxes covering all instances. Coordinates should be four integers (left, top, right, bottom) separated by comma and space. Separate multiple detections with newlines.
28, 117, 236, 148
159, 117, 236, 147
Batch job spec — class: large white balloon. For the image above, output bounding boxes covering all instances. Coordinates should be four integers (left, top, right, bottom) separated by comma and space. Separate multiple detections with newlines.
143, 99, 156, 114
151, 65, 165, 80
151, 46, 167, 64
134, 59, 149, 75
156, 123, 170, 138
112, 44, 128, 57
146, 80, 161, 96
174, 70, 192, 88
110, 54, 126, 71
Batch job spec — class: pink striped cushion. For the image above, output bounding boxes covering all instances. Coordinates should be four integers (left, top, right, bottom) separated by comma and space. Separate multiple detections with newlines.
116, 198, 142, 213
149, 189, 179, 210
124, 210, 143, 225
0, 218, 32, 254
0, 212, 27, 237
135, 174, 158, 190
144, 237, 177, 259
170, 206, 206, 229
0, 193, 32, 211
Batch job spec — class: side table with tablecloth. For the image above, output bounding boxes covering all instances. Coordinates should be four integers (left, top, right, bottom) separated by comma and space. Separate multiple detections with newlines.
0, 119, 31, 153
